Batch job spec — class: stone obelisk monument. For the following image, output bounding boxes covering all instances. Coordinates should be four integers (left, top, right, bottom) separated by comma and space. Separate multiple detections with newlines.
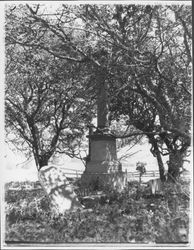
81, 71, 125, 189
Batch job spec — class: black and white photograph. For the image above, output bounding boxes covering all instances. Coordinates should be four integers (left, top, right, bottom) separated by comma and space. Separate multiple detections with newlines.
0, 1, 193, 249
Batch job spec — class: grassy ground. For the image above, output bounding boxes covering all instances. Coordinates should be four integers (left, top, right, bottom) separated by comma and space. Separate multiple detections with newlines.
4, 178, 190, 244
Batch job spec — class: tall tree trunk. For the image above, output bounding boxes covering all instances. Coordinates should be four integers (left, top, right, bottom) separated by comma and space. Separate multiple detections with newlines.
162, 136, 189, 182
33, 149, 40, 170
148, 135, 166, 182
167, 150, 184, 182
39, 156, 49, 169
33, 153, 50, 170
156, 149, 166, 182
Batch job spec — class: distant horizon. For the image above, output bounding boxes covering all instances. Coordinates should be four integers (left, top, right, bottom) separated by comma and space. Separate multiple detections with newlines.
3, 137, 191, 182
3, 139, 162, 182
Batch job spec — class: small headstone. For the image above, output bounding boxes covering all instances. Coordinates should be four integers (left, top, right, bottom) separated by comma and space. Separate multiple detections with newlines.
38, 165, 83, 214
147, 178, 163, 195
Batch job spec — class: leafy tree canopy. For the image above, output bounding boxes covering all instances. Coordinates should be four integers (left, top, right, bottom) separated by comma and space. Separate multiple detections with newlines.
5, 4, 192, 177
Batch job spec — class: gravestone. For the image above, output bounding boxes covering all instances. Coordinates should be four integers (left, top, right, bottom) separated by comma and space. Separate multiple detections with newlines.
38, 165, 83, 214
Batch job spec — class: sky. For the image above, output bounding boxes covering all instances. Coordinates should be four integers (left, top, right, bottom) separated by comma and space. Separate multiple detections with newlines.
3, 143, 86, 182
2, 137, 171, 183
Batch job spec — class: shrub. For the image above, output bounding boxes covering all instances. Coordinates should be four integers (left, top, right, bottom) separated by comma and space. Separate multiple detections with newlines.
4, 180, 190, 243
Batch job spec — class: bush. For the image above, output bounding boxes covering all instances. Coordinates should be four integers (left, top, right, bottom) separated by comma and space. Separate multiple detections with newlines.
4, 180, 190, 244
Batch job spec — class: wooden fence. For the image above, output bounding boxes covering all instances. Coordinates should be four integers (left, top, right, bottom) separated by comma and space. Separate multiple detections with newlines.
59, 168, 160, 179
7, 168, 190, 191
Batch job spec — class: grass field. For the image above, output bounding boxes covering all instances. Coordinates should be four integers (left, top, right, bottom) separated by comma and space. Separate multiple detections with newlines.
4, 178, 191, 244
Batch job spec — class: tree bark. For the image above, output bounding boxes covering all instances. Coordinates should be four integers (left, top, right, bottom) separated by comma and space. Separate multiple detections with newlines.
148, 135, 166, 182
39, 156, 49, 169
167, 150, 184, 182
162, 135, 189, 182
34, 153, 50, 170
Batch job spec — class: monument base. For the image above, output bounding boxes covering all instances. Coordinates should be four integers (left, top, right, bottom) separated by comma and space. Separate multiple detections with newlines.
81, 132, 127, 191
81, 160, 127, 192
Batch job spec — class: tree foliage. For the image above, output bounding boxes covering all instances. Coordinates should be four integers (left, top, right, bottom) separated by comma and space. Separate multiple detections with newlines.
106, 5, 192, 179
5, 32, 95, 169
5, 3, 191, 177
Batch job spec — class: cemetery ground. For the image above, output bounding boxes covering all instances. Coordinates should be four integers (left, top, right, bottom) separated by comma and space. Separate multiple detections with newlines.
4, 176, 190, 244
